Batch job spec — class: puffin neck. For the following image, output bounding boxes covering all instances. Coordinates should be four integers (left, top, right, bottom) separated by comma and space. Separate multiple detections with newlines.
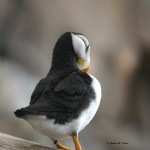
49, 44, 78, 75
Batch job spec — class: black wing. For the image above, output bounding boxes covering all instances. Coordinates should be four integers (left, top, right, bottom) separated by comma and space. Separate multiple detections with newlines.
14, 71, 93, 122
30, 77, 50, 105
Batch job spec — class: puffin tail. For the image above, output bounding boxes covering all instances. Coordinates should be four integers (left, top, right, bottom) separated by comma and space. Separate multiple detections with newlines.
14, 108, 27, 118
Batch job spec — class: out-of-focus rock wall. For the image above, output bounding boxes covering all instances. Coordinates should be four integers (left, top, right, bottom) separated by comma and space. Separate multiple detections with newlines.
0, 0, 150, 150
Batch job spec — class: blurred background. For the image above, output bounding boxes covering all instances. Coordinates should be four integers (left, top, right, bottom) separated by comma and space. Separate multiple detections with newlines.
0, 0, 150, 150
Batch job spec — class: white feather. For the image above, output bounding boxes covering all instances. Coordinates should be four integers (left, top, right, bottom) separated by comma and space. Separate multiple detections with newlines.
71, 33, 86, 59
76, 35, 89, 47
25, 75, 101, 140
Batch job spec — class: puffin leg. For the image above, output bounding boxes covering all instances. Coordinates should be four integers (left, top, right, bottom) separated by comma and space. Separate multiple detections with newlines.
53, 140, 71, 150
72, 134, 82, 150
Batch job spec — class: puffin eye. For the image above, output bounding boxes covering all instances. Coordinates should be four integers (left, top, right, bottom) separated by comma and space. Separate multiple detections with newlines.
86, 45, 89, 52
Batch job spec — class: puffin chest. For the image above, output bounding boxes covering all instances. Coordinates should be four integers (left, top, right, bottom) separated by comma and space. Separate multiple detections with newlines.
69, 74, 101, 132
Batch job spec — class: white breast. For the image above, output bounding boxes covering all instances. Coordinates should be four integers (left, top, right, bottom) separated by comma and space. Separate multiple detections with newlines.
71, 74, 101, 132
25, 75, 101, 140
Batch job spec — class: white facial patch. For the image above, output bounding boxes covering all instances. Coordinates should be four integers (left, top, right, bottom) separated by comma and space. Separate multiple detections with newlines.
76, 34, 90, 62
71, 33, 90, 71
71, 33, 86, 59
77, 35, 89, 48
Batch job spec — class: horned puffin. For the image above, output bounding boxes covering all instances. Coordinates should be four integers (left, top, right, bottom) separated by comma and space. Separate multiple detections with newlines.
14, 32, 101, 150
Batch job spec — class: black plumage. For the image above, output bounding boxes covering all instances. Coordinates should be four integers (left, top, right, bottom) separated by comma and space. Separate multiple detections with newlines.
14, 32, 95, 125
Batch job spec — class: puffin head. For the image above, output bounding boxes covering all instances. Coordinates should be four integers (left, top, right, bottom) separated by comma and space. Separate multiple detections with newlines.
51, 32, 90, 73
71, 32, 90, 73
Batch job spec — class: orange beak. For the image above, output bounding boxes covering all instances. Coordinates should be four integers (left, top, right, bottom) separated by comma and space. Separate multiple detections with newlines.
84, 65, 90, 73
